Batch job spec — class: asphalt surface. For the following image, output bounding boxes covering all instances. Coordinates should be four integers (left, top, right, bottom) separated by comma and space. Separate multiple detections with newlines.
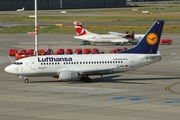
1, 21, 180, 28
0, 33, 180, 120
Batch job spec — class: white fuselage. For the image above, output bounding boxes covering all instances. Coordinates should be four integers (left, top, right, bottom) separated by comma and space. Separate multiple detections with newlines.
74, 34, 138, 44
107, 32, 145, 42
5, 54, 161, 78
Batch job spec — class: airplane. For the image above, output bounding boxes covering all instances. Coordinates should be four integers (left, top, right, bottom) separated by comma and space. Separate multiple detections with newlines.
4, 20, 164, 83
74, 21, 144, 45
16, 7, 25, 12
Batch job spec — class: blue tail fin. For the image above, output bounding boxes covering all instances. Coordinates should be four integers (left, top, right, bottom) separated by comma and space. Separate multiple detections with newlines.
121, 20, 164, 54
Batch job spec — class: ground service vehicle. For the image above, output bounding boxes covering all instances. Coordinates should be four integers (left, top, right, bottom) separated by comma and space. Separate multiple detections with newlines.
57, 49, 64, 54
83, 48, 91, 54
160, 39, 172, 45
74, 48, 82, 54
80, 40, 91, 45
66, 49, 73, 54
9, 49, 17, 56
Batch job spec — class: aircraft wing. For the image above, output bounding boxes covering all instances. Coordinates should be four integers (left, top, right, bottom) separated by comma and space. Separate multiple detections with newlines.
79, 68, 115, 75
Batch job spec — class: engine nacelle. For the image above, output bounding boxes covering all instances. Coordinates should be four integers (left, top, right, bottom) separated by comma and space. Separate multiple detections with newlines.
59, 70, 79, 81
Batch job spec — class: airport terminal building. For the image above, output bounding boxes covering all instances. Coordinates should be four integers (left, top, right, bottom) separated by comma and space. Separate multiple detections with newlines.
0, 0, 127, 11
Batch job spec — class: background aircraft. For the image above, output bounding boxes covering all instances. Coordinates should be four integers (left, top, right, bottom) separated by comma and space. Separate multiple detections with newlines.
4, 20, 164, 83
74, 21, 144, 45
16, 7, 25, 12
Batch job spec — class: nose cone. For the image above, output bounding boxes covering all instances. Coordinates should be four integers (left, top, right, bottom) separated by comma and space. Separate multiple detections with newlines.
4, 65, 12, 73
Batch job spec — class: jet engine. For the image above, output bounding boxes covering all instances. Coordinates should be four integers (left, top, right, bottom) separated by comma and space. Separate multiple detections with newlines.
59, 70, 79, 81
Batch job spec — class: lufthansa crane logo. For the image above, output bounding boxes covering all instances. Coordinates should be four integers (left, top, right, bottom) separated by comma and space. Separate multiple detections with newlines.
146, 33, 158, 45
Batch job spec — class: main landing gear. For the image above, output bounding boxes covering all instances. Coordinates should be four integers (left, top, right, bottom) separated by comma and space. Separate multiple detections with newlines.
24, 79, 29, 83
80, 76, 92, 83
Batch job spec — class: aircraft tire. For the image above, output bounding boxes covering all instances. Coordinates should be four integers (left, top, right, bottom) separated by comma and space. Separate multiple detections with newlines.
80, 77, 86, 81
86, 77, 92, 83
24, 79, 29, 83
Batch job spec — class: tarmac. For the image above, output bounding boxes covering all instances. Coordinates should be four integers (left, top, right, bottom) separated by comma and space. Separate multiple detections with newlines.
0, 34, 180, 120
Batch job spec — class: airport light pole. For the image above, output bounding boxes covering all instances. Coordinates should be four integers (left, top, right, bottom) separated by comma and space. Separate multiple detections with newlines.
34, 0, 38, 56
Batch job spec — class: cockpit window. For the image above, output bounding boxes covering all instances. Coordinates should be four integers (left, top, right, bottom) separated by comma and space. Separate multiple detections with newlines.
13, 62, 23, 65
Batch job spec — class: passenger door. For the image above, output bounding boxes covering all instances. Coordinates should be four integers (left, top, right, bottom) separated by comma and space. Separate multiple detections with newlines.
129, 56, 134, 67
30, 58, 36, 70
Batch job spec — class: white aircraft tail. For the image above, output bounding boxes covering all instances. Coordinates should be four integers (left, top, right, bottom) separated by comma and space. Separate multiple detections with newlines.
74, 22, 96, 36
16, 7, 25, 12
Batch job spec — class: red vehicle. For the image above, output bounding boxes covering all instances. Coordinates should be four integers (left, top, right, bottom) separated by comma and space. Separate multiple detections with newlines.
15, 53, 28, 60
19, 49, 27, 54
121, 47, 128, 51
109, 48, 121, 53
109, 49, 117, 53
28, 49, 34, 56
9, 49, 17, 56
57, 49, 64, 55
160, 39, 172, 45
66, 49, 73, 54
38, 49, 45, 55
91, 48, 99, 54
74, 48, 82, 54
83, 48, 91, 54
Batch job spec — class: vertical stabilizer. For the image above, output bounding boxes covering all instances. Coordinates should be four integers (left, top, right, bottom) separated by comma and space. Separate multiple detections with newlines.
121, 20, 164, 54
74, 22, 97, 36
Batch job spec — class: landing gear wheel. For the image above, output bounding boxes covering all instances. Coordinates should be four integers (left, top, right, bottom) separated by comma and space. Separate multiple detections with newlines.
24, 79, 29, 83
80, 77, 86, 81
86, 77, 92, 83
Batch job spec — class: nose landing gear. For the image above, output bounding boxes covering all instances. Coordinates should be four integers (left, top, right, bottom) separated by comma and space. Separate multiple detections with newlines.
80, 76, 92, 83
